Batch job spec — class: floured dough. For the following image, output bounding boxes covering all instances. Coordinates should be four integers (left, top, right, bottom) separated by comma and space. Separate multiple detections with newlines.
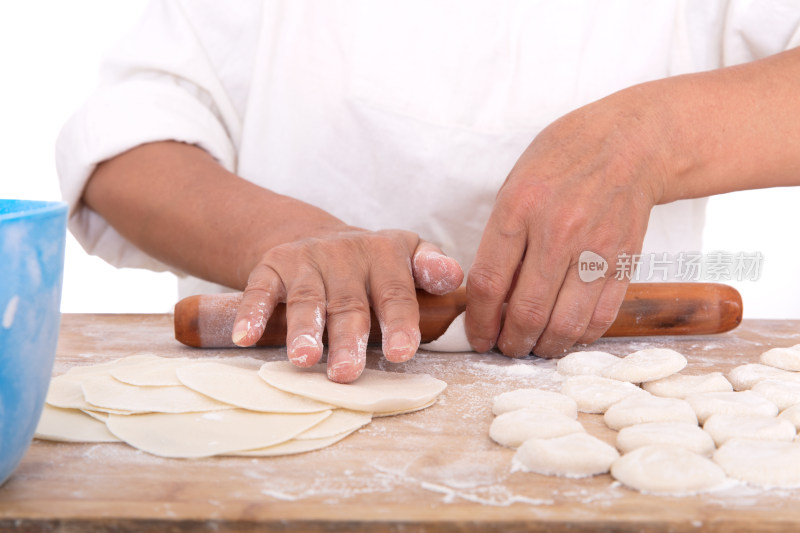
105, 409, 331, 458
750, 379, 800, 410
779, 404, 800, 429
492, 388, 577, 418
81, 374, 231, 413
489, 409, 584, 448
512, 433, 619, 478
111, 356, 195, 386
556, 351, 621, 377
616, 422, 715, 456
35, 405, 120, 443
46, 376, 136, 414
703, 413, 796, 446
418, 312, 472, 352
611, 445, 729, 495
760, 345, 800, 372
713, 438, 800, 488
231, 431, 357, 457
560, 375, 647, 414
604, 395, 696, 430
294, 409, 372, 440
177, 362, 333, 413
727, 363, 800, 391
642, 372, 732, 399
601, 348, 687, 383
686, 391, 778, 424
258, 361, 446, 413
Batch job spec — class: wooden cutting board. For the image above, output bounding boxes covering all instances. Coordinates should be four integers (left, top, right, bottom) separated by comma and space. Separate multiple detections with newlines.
1, 314, 800, 532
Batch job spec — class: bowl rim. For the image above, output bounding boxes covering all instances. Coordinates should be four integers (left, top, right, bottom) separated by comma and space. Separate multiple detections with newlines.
0, 200, 68, 222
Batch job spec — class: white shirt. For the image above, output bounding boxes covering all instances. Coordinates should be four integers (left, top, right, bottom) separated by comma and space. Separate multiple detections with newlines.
56, 0, 800, 296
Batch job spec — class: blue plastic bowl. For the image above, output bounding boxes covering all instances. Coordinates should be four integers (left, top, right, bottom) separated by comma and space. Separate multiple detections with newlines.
0, 200, 67, 486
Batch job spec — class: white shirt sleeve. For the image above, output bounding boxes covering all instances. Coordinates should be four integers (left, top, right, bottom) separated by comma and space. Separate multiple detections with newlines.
55, 0, 247, 272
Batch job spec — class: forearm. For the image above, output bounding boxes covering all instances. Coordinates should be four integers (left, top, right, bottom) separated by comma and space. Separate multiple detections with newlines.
83, 141, 349, 289
643, 47, 800, 203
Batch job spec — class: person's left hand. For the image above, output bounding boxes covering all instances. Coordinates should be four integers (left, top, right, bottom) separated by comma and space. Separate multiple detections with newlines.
465, 87, 668, 358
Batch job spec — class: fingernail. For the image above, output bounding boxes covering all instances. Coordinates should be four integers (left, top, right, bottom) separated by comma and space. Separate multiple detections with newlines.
386, 331, 414, 362
232, 320, 249, 345
288, 334, 319, 367
471, 338, 494, 353
328, 349, 362, 383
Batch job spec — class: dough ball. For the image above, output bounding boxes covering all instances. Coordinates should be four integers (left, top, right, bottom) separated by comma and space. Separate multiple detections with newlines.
642, 372, 732, 399
604, 395, 696, 431
726, 363, 800, 391
703, 413, 796, 447
713, 438, 800, 488
513, 433, 619, 478
686, 391, 778, 424
556, 351, 621, 377
560, 375, 647, 414
779, 404, 800, 429
601, 348, 687, 384
492, 388, 577, 418
750, 379, 800, 410
489, 408, 584, 448
611, 445, 729, 495
616, 422, 715, 456
760, 345, 800, 372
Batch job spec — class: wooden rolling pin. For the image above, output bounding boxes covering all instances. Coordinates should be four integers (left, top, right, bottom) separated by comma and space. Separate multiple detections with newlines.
174, 282, 742, 348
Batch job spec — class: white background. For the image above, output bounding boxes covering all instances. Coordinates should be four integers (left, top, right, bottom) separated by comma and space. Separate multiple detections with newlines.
2, 1, 799, 318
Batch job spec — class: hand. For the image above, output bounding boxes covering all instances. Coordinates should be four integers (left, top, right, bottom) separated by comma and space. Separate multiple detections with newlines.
231, 227, 463, 383
466, 88, 666, 358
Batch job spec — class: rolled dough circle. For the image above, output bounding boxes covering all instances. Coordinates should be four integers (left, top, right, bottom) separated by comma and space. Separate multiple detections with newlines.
611, 444, 729, 495
489, 409, 584, 448
713, 438, 800, 488
35, 404, 120, 443
616, 422, 715, 456
601, 348, 687, 384
492, 388, 577, 418
686, 391, 778, 424
512, 433, 619, 478
702, 413, 796, 447
560, 375, 646, 414
760, 345, 800, 372
604, 395, 697, 431
556, 351, 621, 377
642, 372, 732, 399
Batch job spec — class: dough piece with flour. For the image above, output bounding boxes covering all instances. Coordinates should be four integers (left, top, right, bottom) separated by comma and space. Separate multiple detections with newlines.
714, 438, 800, 488
760, 345, 800, 372
512, 433, 619, 478
616, 422, 715, 456
418, 313, 472, 352
686, 391, 778, 424
611, 445, 729, 495
177, 362, 333, 413
560, 375, 647, 414
703, 413, 796, 446
642, 372, 732, 399
489, 409, 584, 448
35, 405, 120, 443
105, 409, 331, 458
750, 379, 800, 410
492, 388, 577, 418
111, 356, 195, 386
601, 348, 687, 383
604, 395, 697, 430
779, 404, 800, 429
556, 351, 621, 377
259, 362, 446, 413
727, 363, 800, 391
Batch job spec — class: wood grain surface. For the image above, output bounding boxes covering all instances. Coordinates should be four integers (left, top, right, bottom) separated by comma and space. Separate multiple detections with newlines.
1, 314, 800, 532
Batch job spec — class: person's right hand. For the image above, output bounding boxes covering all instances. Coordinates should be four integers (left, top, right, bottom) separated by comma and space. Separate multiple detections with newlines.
231, 227, 463, 384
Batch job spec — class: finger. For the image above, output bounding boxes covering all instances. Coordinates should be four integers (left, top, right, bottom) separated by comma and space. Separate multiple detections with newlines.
370, 247, 421, 364
495, 248, 570, 357
576, 277, 629, 344
325, 280, 371, 384
284, 268, 327, 368
412, 241, 464, 295
530, 267, 608, 358
465, 210, 527, 352
232, 263, 284, 347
